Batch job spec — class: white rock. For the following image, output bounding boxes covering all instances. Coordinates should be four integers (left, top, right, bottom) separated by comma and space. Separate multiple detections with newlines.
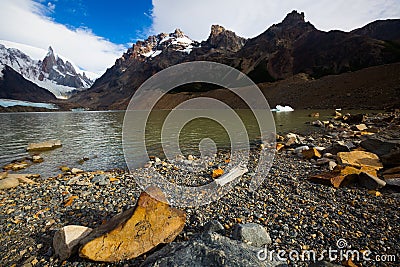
71, 168, 84, 174
53, 225, 92, 260
328, 161, 337, 171
294, 146, 309, 154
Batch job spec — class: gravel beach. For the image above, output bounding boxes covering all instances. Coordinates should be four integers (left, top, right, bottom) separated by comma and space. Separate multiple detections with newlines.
1, 111, 399, 266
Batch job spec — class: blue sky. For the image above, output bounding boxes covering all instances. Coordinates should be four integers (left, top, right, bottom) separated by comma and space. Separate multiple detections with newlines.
46, 0, 153, 44
0, 0, 399, 76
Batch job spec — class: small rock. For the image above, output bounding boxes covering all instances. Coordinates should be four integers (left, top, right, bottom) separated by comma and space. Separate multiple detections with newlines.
328, 161, 337, 171
71, 168, 84, 174
285, 133, 299, 147
212, 168, 224, 178
32, 155, 43, 163
232, 223, 272, 247
53, 225, 93, 260
316, 158, 331, 165
91, 174, 110, 186
276, 143, 285, 151
294, 145, 309, 154
60, 166, 70, 172
311, 120, 324, 127
202, 220, 224, 233
354, 124, 368, 131
302, 148, 322, 160
0, 177, 20, 189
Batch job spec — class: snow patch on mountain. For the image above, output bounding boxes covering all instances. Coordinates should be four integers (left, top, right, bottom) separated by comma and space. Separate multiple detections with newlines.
0, 41, 96, 98
0, 40, 99, 80
133, 29, 200, 59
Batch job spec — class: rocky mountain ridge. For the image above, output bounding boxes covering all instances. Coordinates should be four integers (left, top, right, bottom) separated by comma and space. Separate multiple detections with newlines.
70, 11, 400, 110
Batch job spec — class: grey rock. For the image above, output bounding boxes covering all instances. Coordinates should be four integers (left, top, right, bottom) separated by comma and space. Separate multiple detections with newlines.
232, 223, 272, 247
53, 225, 92, 260
91, 174, 110, 186
202, 220, 224, 233
358, 172, 386, 189
294, 146, 309, 154
360, 136, 399, 156
323, 141, 351, 155
311, 120, 324, 127
140, 232, 283, 267
381, 148, 400, 168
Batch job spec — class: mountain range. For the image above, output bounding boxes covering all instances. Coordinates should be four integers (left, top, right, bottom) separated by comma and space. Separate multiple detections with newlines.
1, 11, 399, 110
69, 11, 400, 110
0, 42, 94, 101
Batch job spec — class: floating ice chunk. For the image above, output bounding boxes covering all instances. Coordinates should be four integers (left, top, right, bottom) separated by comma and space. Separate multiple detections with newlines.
271, 105, 294, 112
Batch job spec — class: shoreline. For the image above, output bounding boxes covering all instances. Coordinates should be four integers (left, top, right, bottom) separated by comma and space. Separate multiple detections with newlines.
0, 111, 399, 266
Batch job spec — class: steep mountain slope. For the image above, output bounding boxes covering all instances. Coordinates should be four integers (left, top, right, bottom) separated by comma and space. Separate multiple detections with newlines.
70, 11, 400, 110
236, 11, 399, 81
0, 65, 57, 102
0, 43, 94, 98
351, 19, 400, 43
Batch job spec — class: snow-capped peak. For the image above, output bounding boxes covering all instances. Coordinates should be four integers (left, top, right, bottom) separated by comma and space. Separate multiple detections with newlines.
0, 41, 95, 98
129, 29, 200, 59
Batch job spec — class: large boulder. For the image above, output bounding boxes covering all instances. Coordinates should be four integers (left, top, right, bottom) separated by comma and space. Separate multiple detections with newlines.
79, 189, 186, 262
140, 232, 283, 267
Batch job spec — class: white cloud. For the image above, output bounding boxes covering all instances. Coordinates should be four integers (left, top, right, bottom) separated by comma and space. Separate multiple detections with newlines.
47, 2, 56, 12
151, 0, 400, 40
0, 0, 126, 76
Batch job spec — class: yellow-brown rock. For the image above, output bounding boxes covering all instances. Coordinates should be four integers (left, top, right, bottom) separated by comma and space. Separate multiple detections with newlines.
212, 168, 224, 178
309, 166, 361, 188
79, 189, 186, 262
337, 151, 383, 170
276, 143, 285, 151
27, 140, 62, 151
302, 148, 321, 159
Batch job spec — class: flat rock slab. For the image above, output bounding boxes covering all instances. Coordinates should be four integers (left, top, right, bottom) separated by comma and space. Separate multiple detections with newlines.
79, 190, 186, 262
26, 140, 62, 151
0, 177, 20, 189
337, 151, 383, 170
309, 166, 363, 188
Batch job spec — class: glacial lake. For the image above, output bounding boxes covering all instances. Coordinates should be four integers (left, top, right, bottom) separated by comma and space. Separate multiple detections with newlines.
0, 109, 379, 177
